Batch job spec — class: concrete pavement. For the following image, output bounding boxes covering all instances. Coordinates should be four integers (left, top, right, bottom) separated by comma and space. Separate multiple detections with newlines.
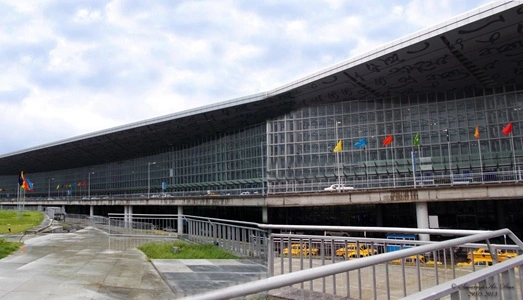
0, 227, 267, 299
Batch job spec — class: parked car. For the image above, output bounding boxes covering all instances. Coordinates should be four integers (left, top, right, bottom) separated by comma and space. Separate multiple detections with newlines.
467, 247, 517, 262
457, 258, 493, 267
282, 243, 319, 256
240, 191, 251, 195
391, 254, 426, 265
336, 243, 376, 259
324, 184, 354, 191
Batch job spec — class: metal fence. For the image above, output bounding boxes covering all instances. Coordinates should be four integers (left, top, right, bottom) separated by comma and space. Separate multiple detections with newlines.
184, 225, 523, 300
32, 211, 523, 298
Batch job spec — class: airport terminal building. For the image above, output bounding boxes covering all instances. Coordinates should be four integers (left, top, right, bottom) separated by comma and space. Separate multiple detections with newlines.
1, 1, 523, 236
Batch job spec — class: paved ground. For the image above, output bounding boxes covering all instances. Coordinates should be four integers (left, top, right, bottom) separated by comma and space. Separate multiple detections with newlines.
0, 227, 267, 299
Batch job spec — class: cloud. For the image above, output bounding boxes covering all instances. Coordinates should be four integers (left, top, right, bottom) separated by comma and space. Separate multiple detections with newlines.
0, 0, 490, 155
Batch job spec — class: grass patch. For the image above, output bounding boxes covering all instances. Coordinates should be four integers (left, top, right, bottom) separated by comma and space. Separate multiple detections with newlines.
0, 238, 23, 259
0, 210, 44, 234
138, 240, 239, 259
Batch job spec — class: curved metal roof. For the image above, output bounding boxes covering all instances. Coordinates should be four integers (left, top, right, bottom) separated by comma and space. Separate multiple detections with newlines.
0, 1, 522, 175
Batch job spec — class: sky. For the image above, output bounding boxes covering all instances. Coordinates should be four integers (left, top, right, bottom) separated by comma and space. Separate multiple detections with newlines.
0, 0, 494, 155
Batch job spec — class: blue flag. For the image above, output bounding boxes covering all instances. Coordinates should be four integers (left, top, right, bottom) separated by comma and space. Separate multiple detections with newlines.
354, 138, 367, 148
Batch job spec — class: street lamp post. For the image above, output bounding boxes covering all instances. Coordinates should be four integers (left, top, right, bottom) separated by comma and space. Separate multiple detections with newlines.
88, 172, 94, 199
148, 162, 156, 198
48, 178, 54, 199
335, 121, 341, 193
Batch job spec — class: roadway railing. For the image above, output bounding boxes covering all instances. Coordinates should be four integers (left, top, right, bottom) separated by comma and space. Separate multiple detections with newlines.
2, 169, 522, 201
185, 226, 523, 300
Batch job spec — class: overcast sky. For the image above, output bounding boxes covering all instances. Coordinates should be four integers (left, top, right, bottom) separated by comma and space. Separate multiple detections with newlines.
0, 0, 493, 155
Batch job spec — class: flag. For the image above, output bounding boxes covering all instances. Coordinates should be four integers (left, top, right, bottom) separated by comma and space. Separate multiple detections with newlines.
383, 135, 393, 146
354, 137, 367, 148
474, 125, 480, 139
333, 140, 343, 152
24, 177, 34, 191
502, 121, 513, 136
413, 133, 420, 146
18, 171, 25, 187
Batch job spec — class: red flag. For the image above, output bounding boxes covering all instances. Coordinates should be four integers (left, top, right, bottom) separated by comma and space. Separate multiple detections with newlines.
502, 121, 513, 136
382, 134, 393, 146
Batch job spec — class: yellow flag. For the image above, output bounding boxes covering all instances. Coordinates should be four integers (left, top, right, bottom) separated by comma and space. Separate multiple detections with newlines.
333, 140, 343, 152
474, 125, 480, 139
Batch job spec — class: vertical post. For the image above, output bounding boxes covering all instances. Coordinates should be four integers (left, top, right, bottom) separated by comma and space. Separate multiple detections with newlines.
47, 178, 54, 199
88, 172, 94, 199
510, 134, 517, 180
261, 142, 265, 196
446, 129, 453, 183
412, 151, 416, 187
478, 140, 483, 183
148, 161, 156, 198
392, 145, 396, 187
336, 121, 341, 192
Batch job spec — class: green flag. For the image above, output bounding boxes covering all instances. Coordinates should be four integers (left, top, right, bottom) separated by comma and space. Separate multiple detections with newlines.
413, 133, 420, 146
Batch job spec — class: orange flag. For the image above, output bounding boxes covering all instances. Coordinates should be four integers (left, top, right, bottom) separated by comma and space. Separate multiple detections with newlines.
474, 125, 480, 139
382, 135, 393, 146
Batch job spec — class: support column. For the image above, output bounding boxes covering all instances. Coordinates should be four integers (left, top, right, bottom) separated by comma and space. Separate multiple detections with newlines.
89, 205, 94, 217
177, 206, 184, 235
496, 201, 506, 228
376, 205, 383, 227
262, 207, 268, 224
123, 206, 127, 228
416, 202, 430, 241
128, 205, 133, 226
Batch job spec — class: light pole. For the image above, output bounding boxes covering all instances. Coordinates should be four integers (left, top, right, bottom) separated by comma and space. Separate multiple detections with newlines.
335, 121, 341, 193
148, 162, 156, 198
48, 178, 54, 199
88, 172, 94, 199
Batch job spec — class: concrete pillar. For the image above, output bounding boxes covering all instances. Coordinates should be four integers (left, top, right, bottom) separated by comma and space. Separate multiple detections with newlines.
89, 205, 94, 217
376, 205, 383, 227
262, 207, 268, 223
177, 206, 184, 235
496, 201, 506, 228
124, 206, 128, 229
128, 205, 133, 225
61, 205, 66, 213
416, 202, 430, 241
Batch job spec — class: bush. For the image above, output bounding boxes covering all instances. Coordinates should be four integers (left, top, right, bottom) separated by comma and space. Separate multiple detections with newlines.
0, 238, 23, 259
138, 240, 239, 259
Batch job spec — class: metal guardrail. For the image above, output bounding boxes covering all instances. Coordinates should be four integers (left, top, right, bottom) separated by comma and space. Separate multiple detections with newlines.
185, 227, 523, 300
31, 212, 523, 298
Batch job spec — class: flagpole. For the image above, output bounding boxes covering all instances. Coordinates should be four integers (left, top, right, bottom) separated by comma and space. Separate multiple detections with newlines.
511, 134, 516, 180
446, 129, 452, 183
365, 146, 368, 188
478, 140, 483, 183
418, 145, 422, 184
392, 143, 396, 188
412, 150, 416, 187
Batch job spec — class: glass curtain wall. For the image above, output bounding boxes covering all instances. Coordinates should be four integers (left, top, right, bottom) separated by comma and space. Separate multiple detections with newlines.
266, 85, 523, 194
0, 124, 266, 199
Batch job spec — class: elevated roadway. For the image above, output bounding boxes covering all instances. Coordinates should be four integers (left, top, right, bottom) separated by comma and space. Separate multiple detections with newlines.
2, 182, 522, 208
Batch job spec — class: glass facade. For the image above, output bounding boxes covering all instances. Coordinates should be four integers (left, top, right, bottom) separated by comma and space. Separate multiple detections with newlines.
267, 85, 523, 193
0, 85, 521, 199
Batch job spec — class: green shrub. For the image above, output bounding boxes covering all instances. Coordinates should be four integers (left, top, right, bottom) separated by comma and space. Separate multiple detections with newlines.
138, 240, 239, 259
0, 238, 23, 259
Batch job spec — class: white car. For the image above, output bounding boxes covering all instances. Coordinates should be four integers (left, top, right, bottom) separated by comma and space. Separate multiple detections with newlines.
240, 191, 251, 195
324, 184, 354, 191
